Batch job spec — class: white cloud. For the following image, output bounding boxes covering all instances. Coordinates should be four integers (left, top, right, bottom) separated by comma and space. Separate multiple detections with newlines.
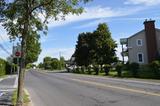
74, 18, 108, 29
47, 6, 144, 28
125, 0, 160, 6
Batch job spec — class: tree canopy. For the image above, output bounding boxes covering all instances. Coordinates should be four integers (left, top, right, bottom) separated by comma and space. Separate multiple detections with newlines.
75, 23, 117, 67
40, 56, 65, 70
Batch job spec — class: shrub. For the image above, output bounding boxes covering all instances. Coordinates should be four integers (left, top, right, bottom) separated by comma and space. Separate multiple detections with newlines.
129, 62, 139, 77
0, 59, 6, 76
149, 60, 160, 77
123, 61, 130, 71
116, 63, 123, 77
104, 64, 111, 75
0, 58, 12, 76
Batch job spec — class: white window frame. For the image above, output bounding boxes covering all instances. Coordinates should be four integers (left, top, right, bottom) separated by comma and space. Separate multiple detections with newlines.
137, 52, 144, 63
136, 39, 143, 46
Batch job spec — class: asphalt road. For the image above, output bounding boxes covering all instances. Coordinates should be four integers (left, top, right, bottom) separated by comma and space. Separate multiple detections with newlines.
25, 70, 160, 106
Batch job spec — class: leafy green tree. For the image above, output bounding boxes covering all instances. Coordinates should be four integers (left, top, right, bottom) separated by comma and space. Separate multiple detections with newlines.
51, 58, 60, 70
60, 56, 65, 70
25, 34, 41, 65
0, 0, 91, 105
38, 62, 44, 69
74, 23, 117, 75
75, 32, 91, 67
43, 56, 52, 70
93, 23, 117, 68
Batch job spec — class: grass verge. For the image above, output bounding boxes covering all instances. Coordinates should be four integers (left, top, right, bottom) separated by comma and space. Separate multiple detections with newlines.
12, 89, 30, 106
0, 75, 8, 79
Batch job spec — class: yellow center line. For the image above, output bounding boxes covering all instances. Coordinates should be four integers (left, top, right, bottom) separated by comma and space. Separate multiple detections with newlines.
35, 71, 160, 97
70, 78, 160, 97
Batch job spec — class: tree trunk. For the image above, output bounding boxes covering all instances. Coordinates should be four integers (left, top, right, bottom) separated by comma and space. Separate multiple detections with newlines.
16, 38, 26, 106
95, 66, 99, 75
100, 64, 103, 72
16, 2, 29, 105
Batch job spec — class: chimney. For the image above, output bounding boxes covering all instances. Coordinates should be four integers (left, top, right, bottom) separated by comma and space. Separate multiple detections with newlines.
144, 19, 157, 63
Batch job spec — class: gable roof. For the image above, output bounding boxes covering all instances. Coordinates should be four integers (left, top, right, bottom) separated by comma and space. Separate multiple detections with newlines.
128, 28, 160, 39
128, 29, 144, 39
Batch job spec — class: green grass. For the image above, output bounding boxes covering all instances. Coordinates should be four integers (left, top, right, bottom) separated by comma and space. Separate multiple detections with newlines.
72, 67, 160, 80
0, 75, 8, 78
12, 89, 30, 105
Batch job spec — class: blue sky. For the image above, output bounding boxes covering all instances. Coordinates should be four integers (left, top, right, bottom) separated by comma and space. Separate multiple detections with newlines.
1, 0, 160, 63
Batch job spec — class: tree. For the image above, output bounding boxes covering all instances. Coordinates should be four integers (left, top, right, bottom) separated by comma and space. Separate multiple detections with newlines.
94, 23, 117, 65
51, 58, 60, 70
60, 56, 65, 70
92, 23, 117, 74
0, 0, 91, 105
38, 62, 44, 69
43, 56, 52, 70
74, 23, 117, 75
25, 33, 41, 65
75, 32, 91, 67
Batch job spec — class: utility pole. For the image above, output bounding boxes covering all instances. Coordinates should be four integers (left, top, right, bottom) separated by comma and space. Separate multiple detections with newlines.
59, 51, 61, 59
120, 38, 127, 64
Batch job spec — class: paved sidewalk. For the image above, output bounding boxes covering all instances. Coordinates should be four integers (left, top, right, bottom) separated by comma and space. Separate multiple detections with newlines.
0, 75, 18, 106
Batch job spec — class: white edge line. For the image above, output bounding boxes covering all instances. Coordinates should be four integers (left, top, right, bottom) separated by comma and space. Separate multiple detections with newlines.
13, 75, 18, 88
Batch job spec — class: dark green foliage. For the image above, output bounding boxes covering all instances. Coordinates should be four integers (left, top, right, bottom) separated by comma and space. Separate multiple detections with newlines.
41, 56, 65, 70
74, 23, 117, 74
94, 65, 99, 75
51, 58, 61, 70
0, 58, 13, 76
60, 56, 65, 70
104, 64, 111, 75
25, 34, 41, 65
129, 62, 139, 77
116, 63, 123, 77
0, 58, 6, 76
93, 23, 117, 65
149, 60, 160, 78
75, 32, 92, 67
38, 62, 44, 69
43, 57, 52, 70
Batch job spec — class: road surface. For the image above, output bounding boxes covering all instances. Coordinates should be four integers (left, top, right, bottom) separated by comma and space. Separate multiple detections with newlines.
0, 75, 18, 105
25, 70, 160, 106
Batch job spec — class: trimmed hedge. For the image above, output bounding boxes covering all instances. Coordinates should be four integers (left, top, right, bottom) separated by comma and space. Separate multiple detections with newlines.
0, 58, 13, 76
0, 58, 7, 76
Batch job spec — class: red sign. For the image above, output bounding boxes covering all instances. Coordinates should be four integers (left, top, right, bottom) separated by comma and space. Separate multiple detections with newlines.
15, 51, 21, 57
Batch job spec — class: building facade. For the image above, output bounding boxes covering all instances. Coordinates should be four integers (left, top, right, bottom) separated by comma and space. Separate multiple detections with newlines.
127, 20, 160, 64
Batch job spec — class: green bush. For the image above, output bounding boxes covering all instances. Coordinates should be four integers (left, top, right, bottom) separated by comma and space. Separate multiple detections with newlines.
104, 64, 111, 75
149, 60, 160, 78
115, 63, 123, 77
0, 58, 13, 76
129, 62, 139, 77
0, 58, 6, 76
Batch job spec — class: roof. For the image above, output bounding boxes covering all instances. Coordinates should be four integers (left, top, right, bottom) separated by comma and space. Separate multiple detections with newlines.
128, 28, 160, 39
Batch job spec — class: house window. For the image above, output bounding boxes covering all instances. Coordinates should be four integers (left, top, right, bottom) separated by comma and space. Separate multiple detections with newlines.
137, 53, 144, 63
137, 39, 142, 46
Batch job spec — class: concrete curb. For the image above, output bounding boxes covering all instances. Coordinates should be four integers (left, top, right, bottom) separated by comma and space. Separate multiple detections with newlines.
0, 76, 8, 82
13, 75, 18, 89
24, 89, 34, 106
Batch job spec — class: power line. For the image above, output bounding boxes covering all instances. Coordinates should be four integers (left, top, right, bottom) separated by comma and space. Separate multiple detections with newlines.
0, 34, 11, 50
0, 44, 11, 56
